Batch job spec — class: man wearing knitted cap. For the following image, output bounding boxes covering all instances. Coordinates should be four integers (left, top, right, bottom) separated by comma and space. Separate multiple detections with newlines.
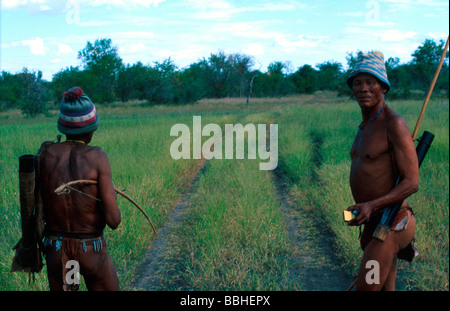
345, 52, 419, 290
40, 87, 121, 291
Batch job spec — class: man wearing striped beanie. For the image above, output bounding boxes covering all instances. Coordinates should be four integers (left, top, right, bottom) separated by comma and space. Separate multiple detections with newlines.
58, 86, 100, 137
39, 87, 121, 291
344, 52, 419, 291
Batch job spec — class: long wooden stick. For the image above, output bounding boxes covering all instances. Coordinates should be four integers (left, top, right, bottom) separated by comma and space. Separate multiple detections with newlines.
346, 279, 357, 291
412, 35, 449, 140
55, 180, 157, 235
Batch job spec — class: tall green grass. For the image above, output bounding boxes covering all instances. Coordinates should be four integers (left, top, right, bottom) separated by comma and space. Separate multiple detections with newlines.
146, 113, 297, 290
169, 158, 294, 290
1, 94, 448, 291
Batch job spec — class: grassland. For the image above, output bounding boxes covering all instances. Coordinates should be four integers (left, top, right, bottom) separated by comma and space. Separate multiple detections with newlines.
0, 92, 448, 291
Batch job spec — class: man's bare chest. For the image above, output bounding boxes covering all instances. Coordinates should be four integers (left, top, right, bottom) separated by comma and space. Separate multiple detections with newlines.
350, 127, 390, 162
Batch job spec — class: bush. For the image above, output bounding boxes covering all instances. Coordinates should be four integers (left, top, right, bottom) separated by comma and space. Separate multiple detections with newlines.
19, 69, 50, 117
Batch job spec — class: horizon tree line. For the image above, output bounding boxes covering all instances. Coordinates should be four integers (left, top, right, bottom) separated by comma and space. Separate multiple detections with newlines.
0, 37, 448, 116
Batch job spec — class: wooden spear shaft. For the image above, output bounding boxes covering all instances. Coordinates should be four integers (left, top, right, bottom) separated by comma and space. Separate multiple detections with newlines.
412, 35, 449, 141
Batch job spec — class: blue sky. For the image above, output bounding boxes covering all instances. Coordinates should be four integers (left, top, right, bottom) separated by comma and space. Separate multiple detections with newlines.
1, 0, 449, 81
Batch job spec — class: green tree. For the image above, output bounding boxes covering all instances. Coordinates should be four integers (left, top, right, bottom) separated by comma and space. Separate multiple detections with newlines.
316, 60, 343, 91
0, 71, 24, 110
148, 58, 178, 104
290, 64, 318, 94
19, 68, 49, 117
206, 51, 233, 98
176, 60, 210, 102
116, 62, 151, 102
51, 66, 87, 103
411, 39, 449, 92
267, 61, 285, 97
227, 53, 254, 97
77, 38, 123, 103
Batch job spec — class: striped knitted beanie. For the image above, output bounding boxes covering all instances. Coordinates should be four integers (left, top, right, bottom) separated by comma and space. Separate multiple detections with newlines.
57, 87, 100, 135
346, 51, 390, 93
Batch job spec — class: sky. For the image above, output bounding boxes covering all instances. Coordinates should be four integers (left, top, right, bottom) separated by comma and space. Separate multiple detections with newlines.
1, 0, 449, 81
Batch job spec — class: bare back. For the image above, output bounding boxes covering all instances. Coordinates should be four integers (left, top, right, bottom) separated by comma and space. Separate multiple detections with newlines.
40, 142, 121, 235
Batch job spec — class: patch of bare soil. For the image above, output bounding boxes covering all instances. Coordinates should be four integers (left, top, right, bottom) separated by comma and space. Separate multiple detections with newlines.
272, 168, 355, 291
131, 160, 207, 290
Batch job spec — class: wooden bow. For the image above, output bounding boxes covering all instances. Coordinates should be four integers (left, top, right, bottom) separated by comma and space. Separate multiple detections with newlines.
55, 180, 157, 235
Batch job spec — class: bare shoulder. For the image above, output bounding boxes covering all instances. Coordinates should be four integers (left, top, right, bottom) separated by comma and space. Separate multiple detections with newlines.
87, 146, 113, 174
386, 108, 411, 136
87, 145, 110, 162
88, 145, 106, 155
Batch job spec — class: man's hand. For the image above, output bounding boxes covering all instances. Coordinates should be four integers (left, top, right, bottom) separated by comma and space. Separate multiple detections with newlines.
346, 202, 375, 226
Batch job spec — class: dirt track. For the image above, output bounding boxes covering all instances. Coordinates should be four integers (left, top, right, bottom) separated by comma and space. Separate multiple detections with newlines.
131, 153, 355, 291
272, 168, 355, 291
132, 159, 207, 290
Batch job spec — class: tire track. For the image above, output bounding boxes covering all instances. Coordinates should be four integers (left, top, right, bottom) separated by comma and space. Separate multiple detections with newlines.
273, 130, 354, 291
132, 159, 208, 290
132, 123, 234, 290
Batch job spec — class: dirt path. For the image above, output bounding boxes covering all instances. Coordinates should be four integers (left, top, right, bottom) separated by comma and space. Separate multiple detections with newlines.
132, 123, 354, 291
132, 159, 208, 290
272, 168, 355, 291
133, 162, 355, 291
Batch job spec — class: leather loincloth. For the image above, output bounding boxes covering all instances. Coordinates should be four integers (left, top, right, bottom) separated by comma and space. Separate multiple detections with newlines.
43, 233, 106, 291
360, 205, 418, 262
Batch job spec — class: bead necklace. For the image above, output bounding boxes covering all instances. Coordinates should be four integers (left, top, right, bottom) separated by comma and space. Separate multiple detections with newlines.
359, 104, 388, 130
66, 139, 85, 144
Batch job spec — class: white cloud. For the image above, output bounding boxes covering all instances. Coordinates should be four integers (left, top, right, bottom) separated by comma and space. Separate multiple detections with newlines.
275, 34, 322, 52
57, 43, 73, 56
129, 43, 147, 53
153, 45, 208, 63
184, 0, 230, 11
1, 0, 65, 12
1, 0, 20, 9
378, 29, 417, 41
380, 0, 414, 11
1, 0, 166, 11
380, 0, 448, 11
242, 43, 265, 57
120, 43, 147, 54
345, 26, 417, 42
416, 0, 448, 6
89, 0, 165, 8
116, 31, 157, 39
0, 41, 20, 49
426, 32, 448, 39
186, 0, 305, 21
22, 37, 46, 55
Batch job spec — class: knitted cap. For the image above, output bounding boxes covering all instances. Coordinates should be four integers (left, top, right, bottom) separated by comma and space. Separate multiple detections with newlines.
346, 51, 390, 93
57, 87, 100, 135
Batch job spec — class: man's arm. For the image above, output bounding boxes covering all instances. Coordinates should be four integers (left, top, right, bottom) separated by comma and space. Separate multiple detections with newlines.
97, 149, 121, 229
348, 116, 419, 226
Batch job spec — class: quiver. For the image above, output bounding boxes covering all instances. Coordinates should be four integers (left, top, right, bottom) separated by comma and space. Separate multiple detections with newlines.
11, 141, 53, 276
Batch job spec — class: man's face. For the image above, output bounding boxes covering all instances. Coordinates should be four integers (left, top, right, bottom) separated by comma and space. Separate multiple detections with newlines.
351, 73, 387, 108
